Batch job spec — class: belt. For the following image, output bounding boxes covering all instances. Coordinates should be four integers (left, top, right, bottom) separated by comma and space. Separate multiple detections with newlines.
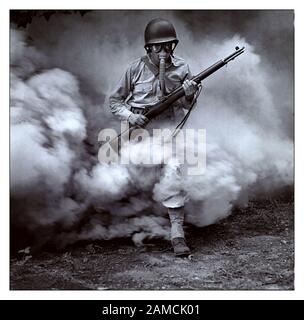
131, 106, 175, 121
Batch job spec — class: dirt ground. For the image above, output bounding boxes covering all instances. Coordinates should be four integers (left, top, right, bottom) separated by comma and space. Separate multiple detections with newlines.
10, 198, 294, 290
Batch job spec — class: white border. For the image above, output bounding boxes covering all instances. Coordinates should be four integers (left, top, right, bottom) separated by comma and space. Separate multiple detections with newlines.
1, 0, 302, 300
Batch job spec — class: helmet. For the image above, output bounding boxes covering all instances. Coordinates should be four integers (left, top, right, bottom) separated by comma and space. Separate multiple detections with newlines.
144, 18, 179, 49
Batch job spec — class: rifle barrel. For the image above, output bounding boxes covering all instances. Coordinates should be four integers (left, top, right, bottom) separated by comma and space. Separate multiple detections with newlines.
223, 46, 245, 63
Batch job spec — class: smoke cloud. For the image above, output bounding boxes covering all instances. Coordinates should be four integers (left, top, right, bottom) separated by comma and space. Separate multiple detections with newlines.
10, 10, 294, 249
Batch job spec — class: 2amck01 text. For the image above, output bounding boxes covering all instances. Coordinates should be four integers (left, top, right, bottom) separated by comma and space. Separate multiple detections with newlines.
101, 303, 200, 317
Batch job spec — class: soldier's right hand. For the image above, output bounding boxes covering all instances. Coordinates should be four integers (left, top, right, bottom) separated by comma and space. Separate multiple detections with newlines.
128, 113, 149, 127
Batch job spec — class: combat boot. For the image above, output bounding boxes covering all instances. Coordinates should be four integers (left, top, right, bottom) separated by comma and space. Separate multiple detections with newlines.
171, 237, 191, 256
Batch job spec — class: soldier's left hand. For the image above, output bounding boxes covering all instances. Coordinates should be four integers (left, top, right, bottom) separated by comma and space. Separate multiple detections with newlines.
183, 79, 198, 98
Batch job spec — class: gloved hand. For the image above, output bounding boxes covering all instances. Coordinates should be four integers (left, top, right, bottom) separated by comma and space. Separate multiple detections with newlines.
182, 79, 198, 99
128, 113, 149, 127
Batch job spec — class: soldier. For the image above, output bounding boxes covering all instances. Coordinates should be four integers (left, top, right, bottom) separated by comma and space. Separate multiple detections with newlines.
109, 18, 199, 256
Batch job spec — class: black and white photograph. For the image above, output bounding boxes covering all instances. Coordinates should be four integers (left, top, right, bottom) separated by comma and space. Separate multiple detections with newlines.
9, 9, 294, 291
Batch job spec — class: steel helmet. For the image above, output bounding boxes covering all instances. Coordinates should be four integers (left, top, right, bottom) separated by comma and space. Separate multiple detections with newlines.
144, 18, 179, 49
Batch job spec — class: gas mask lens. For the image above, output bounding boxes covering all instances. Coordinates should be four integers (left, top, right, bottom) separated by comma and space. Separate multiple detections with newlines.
151, 42, 175, 53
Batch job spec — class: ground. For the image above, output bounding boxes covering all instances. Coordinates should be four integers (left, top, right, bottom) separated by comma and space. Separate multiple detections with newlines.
10, 198, 294, 290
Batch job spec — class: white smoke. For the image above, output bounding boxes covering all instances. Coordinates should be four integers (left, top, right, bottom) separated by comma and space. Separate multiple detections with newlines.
10, 29, 87, 229
10, 11, 293, 249
74, 164, 130, 202
179, 36, 293, 226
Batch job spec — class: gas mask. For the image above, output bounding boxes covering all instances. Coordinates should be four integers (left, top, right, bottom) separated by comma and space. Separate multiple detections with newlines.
150, 42, 176, 96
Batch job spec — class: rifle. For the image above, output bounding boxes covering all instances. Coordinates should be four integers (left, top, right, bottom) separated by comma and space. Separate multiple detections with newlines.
111, 46, 245, 142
